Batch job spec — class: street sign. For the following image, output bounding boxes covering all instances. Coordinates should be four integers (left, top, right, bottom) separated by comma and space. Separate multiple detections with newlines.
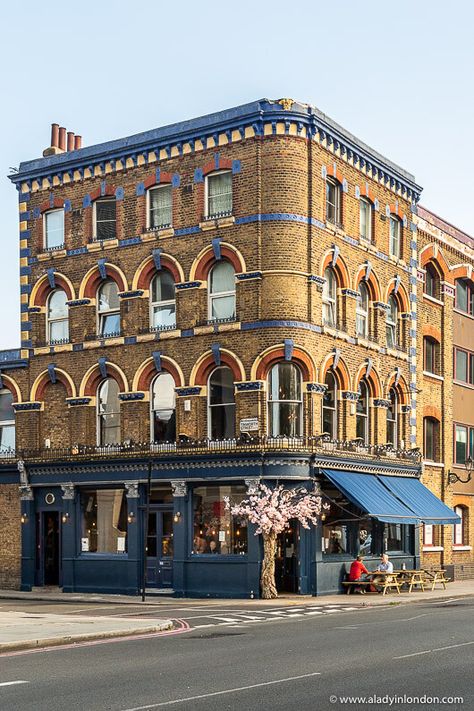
240, 417, 259, 432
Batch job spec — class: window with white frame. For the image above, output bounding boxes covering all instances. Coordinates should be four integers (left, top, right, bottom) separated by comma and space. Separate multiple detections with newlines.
359, 198, 372, 241
356, 282, 369, 337
208, 261, 235, 321
47, 289, 69, 344
326, 178, 341, 224
97, 378, 121, 446
98, 280, 120, 337
208, 366, 235, 440
389, 216, 401, 258
206, 171, 232, 218
322, 267, 337, 327
454, 506, 466, 546
150, 271, 176, 330
386, 295, 398, 349
94, 198, 116, 240
356, 379, 370, 444
44, 209, 65, 250
148, 185, 172, 229
0, 389, 15, 453
322, 371, 337, 439
151, 373, 176, 443
268, 362, 302, 438
386, 387, 398, 447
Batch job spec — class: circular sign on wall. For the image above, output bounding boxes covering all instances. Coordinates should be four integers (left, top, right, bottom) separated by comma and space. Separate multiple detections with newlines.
45, 493, 55, 505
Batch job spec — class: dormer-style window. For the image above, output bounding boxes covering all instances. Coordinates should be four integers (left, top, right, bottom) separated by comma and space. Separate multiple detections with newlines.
389, 216, 401, 259
94, 198, 116, 240
44, 209, 64, 250
206, 171, 232, 218
148, 185, 172, 229
359, 198, 372, 242
326, 178, 341, 225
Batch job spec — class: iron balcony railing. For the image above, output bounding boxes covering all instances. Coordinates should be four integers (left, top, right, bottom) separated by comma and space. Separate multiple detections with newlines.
0, 437, 422, 466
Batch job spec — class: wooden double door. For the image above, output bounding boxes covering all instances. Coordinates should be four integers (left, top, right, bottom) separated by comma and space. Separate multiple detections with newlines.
146, 508, 174, 589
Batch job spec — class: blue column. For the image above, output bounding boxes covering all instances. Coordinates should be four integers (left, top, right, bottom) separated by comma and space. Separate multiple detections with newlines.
171, 480, 187, 597
125, 483, 140, 595
61, 485, 76, 592
20, 488, 35, 591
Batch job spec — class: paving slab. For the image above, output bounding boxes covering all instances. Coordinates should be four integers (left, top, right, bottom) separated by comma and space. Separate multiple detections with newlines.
0, 611, 173, 652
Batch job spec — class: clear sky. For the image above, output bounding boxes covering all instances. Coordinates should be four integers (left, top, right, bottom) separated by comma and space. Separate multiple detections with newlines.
1, 0, 473, 348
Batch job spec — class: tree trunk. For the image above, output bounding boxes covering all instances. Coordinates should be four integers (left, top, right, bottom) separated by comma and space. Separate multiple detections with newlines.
261, 531, 278, 599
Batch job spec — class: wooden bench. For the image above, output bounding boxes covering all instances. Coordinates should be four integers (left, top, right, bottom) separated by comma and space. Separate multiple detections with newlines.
395, 570, 426, 593
341, 581, 374, 595
424, 569, 451, 590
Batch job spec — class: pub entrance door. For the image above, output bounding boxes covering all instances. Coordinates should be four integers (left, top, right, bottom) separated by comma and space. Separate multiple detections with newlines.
275, 521, 299, 593
146, 509, 174, 589
36, 511, 60, 586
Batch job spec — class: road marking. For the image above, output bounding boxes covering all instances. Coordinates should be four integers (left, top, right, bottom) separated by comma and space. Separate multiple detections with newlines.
394, 640, 474, 659
0, 681, 29, 687
120, 671, 322, 710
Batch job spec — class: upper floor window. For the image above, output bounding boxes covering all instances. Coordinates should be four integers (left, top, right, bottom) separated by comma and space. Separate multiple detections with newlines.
454, 423, 474, 465
424, 264, 440, 299
98, 280, 120, 337
206, 171, 232, 218
94, 198, 116, 240
454, 348, 474, 385
151, 373, 176, 443
148, 185, 172, 229
150, 271, 176, 330
356, 379, 370, 444
97, 378, 121, 446
44, 209, 64, 250
326, 178, 341, 225
424, 337, 440, 375
454, 506, 467, 546
389, 216, 401, 259
322, 267, 337, 327
268, 362, 302, 438
455, 278, 474, 316
208, 366, 235, 440
322, 371, 337, 439
386, 295, 398, 349
359, 198, 372, 242
47, 289, 69, 344
356, 282, 369, 337
209, 261, 235, 322
0, 389, 15, 453
424, 416, 439, 461
386, 388, 398, 447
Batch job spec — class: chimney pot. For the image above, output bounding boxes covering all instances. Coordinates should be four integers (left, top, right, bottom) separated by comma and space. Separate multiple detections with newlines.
67, 131, 75, 151
58, 127, 66, 151
51, 123, 59, 148
74, 135, 82, 150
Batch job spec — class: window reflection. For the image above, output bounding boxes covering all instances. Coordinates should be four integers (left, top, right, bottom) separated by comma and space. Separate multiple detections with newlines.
193, 485, 247, 555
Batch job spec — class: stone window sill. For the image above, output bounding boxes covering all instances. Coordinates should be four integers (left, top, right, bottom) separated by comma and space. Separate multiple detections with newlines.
422, 546, 444, 552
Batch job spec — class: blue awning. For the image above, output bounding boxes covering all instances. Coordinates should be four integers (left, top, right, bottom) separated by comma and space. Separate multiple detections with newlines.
321, 469, 421, 524
380, 475, 460, 525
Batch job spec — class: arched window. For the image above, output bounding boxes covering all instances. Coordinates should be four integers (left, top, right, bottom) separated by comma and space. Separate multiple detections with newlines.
206, 171, 232, 218
326, 178, 341, 224
0, 389, 15, 452
356, 379, 370, 444
97, 378, 121, 446
148, 185, 172, 230
208, 261, 236, 322
150, 272, 176, 330
151, 373, 176, 442
322, 267, 337, 327
389, 216, 402, 258
424, 264, 440, 299
47, 289, 69, 344
359, 198, 373, 242
424, 417, 439, 461
208, 366, 235, 439
94, 198, 116, 240
268, 363, 302, 438
386, 388, 398, 447
322, 371, 337, 439
454, 506, 467, 546
356, 282, 369, 337
98, 280, 120, 337
386, 295, 398, 349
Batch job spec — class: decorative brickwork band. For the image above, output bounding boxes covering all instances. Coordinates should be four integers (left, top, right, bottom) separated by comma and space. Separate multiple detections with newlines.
66, 397, 92, 407
341, 391, 359, 401
12, 401, 42, 411
66, 299, 92, 307
118, 290, 144, 299
175, 386, 202, 397
341, 288, 359, 299
236, 272, 263, 281
306, 383, 327, 394
118, 392, 146, 402
175, 281, 202, 290
235, 381, 264, 392
374, 398, 391, 408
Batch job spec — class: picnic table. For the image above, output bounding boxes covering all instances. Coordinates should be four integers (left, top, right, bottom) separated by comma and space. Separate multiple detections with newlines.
342, 568, 451, 595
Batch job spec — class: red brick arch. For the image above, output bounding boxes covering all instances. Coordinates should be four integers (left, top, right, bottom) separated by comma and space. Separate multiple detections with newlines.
256, 347, 314, 382
203, 158, 232, 176
81, 362, 128, 397
385, 280, 409, 312
30, 272, 75, 307
0, 374, 22, 402
423, 404, 441, 421
194, 351, 244, 386
31, 368, 76, 401
385, 373, 409, 405
136, 357, 183, 391
327, 164, 345, 185
135, 255, 183, 290
193, 246, 244, 281
321, 252, 350, 289
81, 264, 127, 299
40, 197, 64, 213
355, 365, 382, 398
320, 354, 351, 390
389, 203, 404, 220
90, 185, 116, 201
422, 324, 442, 342
420, 245, 451, 281
354, 266, 381, 302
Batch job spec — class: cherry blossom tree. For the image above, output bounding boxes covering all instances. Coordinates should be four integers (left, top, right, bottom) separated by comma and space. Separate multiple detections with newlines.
225, 483, 328, 599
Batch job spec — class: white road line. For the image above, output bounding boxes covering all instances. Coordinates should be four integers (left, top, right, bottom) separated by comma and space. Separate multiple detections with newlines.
0, 681, 29, 687
305, 611, 323, 615
394, 640, 474, 659
210, 617, 242, 623
120, 672, 322, 710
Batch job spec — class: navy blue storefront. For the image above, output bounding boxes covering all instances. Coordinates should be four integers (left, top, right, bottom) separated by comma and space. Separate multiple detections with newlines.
13, 451, 458, 597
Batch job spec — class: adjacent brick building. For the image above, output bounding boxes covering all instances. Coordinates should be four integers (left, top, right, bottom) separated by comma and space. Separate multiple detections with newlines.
0, 98, 463, 596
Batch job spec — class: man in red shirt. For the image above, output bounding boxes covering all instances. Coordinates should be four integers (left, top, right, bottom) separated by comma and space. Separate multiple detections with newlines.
348, 555, 369, 593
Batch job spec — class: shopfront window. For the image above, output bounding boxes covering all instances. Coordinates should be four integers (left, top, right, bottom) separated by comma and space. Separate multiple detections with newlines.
322, 521, 349, 555
384, 523, 403, 552
81, 489, 127, 554
358, 519, 376, 556
193, 485, 247, 555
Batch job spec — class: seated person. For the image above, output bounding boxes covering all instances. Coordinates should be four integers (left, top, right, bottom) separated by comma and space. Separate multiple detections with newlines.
348, 555, 369, 593
371, 554, 394, 591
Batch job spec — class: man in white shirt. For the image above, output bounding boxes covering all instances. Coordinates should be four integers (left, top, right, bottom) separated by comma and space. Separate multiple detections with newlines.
371, 554, 394, 591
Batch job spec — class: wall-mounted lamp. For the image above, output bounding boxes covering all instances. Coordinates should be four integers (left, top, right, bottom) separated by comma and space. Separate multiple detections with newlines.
127, 512, 135, 524
61, 512, 70, 524
20, 513, 28, 525
448, 456, 473, 485
173, 512, 181, 524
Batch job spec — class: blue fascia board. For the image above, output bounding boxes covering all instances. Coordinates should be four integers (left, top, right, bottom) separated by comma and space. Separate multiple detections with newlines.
9, 98, 422, 197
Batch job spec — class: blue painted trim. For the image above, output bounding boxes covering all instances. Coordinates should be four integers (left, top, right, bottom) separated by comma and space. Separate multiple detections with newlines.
47, 363, 57, 384
20, 229, 31, 240
181, 329, 194, 337
211, 342, 221, 366
124, 336, 138, 345
212, 237, 222, 261
21, 322, 32, 331
284, 338, 294, 361
66, 299, 91, 307
67, 397, 92, 406
119, 237, 142, 247
19, 211, 30, 222
118, 392, 145, 401
20, 284, 32, 295
67, 247, 88, 256
153, 248, 162, 271
136, 182, 145, 197
98, 357, 107, 379
20, 248, 31, 258
19, 192, 30, 202
174, 226, 201, 237
73, 343, 84, 352
235, 381, 263, 391
13, 402, 41, 411
20, 266, 32, 277
119, 291, 143, 300
175, 282, 201, 290
176, 386, 201, 397
98, 258, 107, 280
152, 351, 162, 372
